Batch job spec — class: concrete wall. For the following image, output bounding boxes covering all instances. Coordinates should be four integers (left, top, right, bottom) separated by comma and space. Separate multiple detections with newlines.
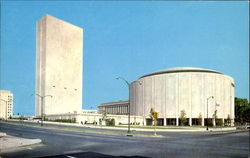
36, 14, 83, 116
130, 68, 235, 126
45, 113, 144, 126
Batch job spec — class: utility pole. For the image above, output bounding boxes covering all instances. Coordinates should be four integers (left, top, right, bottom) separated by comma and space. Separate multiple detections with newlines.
35, 94, 52, 126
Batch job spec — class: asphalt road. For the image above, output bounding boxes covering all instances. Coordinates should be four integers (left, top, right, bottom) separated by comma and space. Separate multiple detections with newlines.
0, 122, 249, 158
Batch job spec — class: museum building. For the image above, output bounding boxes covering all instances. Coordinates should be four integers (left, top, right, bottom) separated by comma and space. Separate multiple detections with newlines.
129, 67, 235, 126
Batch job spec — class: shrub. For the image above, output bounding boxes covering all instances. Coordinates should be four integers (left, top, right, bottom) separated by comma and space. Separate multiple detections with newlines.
54, 118, 76, 123
180, 110, 187, 126
207, 119, 213, 126
216, 119, 223, 126
105, 118, 115, 126
110, 118, 115, 126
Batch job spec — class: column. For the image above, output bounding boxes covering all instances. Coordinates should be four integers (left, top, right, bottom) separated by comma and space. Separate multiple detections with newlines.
231, 119, 234, 127
163, 118, 167, 126
202, 118, 204, 126
213, 118, 216, 126
189, 117, 192, 126
176, 117, 179, 126
143, 118, 146, 126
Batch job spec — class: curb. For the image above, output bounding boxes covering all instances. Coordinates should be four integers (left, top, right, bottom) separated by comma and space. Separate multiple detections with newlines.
0, 136, 42, 151
0, 133, 6, 138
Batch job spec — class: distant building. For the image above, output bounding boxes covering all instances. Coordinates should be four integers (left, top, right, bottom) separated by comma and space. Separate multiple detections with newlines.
0, 90, 13, 120
36, 14, 83, 116
98, 100, 128, 115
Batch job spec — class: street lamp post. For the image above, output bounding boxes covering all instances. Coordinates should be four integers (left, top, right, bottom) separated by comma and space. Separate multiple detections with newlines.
116, 77, 131, 135
206, 96, 214, 131
116, 77, 142, 136
35, 94, 52, 126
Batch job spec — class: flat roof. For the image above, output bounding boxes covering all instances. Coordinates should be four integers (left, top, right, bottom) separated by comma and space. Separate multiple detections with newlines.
99, 100, 129, 107
139, 67, 223, 79
0, 90, 12, 93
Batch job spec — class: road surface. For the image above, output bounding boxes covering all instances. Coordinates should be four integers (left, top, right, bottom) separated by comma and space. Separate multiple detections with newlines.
0, 122, 249, 158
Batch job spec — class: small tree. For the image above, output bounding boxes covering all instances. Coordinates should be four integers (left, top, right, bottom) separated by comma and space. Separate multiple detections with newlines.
101, 110, 108, 126
110, 118, 115, 126
149, 108, 155, 126
180, 110, 187, 126
149, 108, 154, 118
134, 117, 137, 125
226, 114, 231, 126
105, 118, 115, 126
149, 108, 158, 136
102, 110, 107, 120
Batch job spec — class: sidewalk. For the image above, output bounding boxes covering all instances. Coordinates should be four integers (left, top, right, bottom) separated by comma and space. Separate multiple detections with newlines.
6, 120, 237, 132
0, 132, 42, 151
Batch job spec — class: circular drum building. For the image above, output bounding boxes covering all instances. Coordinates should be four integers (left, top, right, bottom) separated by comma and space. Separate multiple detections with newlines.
130, 67, 234, 126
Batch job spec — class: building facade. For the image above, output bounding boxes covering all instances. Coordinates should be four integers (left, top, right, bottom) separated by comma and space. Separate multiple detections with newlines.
44, 110, 143, 126
0, 90, 13, 120
130, 67, 235, 126
98, 100, 128, 115
36, 14, 83, 116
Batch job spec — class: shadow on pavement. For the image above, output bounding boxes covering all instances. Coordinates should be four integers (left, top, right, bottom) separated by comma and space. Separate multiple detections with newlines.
36, 151, 149, 158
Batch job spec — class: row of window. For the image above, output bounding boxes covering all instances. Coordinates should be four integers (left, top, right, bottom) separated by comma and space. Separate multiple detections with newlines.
104, 105, 128, 115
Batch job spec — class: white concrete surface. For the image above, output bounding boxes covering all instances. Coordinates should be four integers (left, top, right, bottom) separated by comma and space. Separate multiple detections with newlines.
130, 67, 235, 126
36, 14, 83, 116
0, 134, 42, 151
0, 132, 6, 137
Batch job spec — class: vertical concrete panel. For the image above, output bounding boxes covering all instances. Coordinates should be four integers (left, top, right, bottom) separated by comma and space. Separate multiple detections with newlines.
220, 76, 226, 118
224, 78, 231, 118
215, 74, 222, 118
202, 74, 205, 120
152, 76, 155, 111
36, 20, 42, 116
191, 73, 203, 118
178, 73, 190, 115
141, 79, 145, 119
231, 82, 235, 120
176, 74, 179, 125
130, 83, 135, 115
144, 77, 152, 117
154, 75, 164, 117
204, 73, 214, 118
135, 83, 138, 115
163, 75, 166, 117
189, 73, 192, 121
165, 74, 176, 118
137, 80, 143, 116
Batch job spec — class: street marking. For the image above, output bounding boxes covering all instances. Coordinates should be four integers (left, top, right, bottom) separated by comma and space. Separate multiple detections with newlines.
66, 156, 77, 158
64, 150, 83, 154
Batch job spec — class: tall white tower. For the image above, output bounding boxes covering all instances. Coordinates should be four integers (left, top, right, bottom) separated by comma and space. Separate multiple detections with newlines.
36, 14, 83, 116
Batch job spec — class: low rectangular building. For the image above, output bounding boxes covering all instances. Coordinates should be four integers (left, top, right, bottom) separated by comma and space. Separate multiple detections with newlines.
98, 100, 129, 115
43, 111, 143, 126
